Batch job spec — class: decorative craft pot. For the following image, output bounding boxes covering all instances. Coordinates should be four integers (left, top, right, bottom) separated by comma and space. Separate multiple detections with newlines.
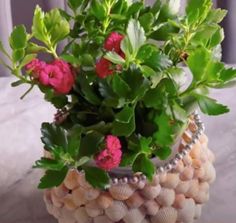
43, 114, 216, 223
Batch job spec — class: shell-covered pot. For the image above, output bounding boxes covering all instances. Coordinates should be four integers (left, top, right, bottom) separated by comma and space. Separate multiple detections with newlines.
43, 113, 216, 223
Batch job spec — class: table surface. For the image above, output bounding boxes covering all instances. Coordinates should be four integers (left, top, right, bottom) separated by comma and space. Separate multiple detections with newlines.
0, 76, 236, 223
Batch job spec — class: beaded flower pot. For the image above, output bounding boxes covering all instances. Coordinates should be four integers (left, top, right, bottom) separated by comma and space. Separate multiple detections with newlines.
43, 114, 216, 223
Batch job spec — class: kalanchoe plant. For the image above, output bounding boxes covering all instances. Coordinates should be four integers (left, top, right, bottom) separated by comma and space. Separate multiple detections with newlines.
0, 0, 235, 189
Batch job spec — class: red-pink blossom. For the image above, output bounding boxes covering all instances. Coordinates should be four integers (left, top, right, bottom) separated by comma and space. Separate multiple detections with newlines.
26, 59, 75, 94
25, 59, 46, 78
106, 135, 122, 151
104, 32, 124, 53
95, 135, 122, 171
95, 58, 114, 79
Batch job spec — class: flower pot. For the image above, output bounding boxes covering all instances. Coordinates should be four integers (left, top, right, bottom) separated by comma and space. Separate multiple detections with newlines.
43, 114, 216, 223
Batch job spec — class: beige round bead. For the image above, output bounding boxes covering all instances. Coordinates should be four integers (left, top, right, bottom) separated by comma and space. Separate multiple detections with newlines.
105, 201, 128, 222
123, 208, 145, 223
161, 173, 180, 189
85, 200, 104, 218
72, 187, 87, 206
156, 188, 175, 207
109, 184, 134, 201
175, 180, 190, 194
64, 170, 79, 190
151, 207, 178, 223
141, 184, 161, 200
126, 192, 144, 208
144, 200, 160, 216
173, 194, 186, 209
74, 207, 92, 223
64, 194, 77, 211
97, 193, 113, 209
180, 166, 194, 181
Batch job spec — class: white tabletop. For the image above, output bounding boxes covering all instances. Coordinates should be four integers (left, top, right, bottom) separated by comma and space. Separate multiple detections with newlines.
0, 76, 235, 223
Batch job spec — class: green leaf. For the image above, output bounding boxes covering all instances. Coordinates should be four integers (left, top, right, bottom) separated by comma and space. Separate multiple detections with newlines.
218, 67, 236, 83
68, 0, 83, 11
38, 166, 68, 189
121, 37, 133, 59
154, 113, 173, 147
127, 2, 143, 16
44, 9, 70, 45
137, 44, 156, 62
195, 95, 230, 116
9, 25, 27, 49
104, 51, 125, 65
77, 75, 101, 105
79, 131, 104, 157
112, 106, 135, 137
41, 123, 68, 151
90, 0, 107, 20
76, 156, 90, 167
34, 157, 64, 171
120, 152, 139, 166
84, 166, 110, 189
206, 9, 227, 24
208, 28, 224, 48
187, 47, 211, 82
112, 74, 131, 98
139, 12, 154, 32
154, 146, 171, 160
12, 49, 25, 63
67, 125, 82, 159
20, 54, 37, 68
132, 153, 155, 181
186, 0, 212, 24
115, 106, 134, 123
32, 5, 48, 42
11, 80, 24, 87
172, 102, 188, 123
61, 54, 80, 65
140, 137, 152, 154
140, 65, 156, 77
127, 19, 146, 55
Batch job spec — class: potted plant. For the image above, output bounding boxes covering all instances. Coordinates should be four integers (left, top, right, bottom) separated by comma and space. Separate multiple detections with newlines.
0, 0, 235, 223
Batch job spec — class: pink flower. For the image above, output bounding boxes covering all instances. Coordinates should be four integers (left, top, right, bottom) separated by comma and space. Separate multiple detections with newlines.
25, 59, 46, 78
95, 58, 114, 78
95, 135, 122, 171
104, 32, 124, 53
106, 135, 122, 151
26, 59, 75, 94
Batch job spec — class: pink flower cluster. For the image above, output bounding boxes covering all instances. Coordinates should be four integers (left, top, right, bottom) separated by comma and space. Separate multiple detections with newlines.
96, 32, 124, 79
95, 135, 122, 171
26, 59, 75, 94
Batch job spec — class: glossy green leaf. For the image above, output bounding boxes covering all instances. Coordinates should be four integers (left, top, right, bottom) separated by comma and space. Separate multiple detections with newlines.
32, 5, 48, 42
112, 108, 135, 137
115, 106, 134, 123
132, 153, 155, 181
41, 123, 68, 151
112, 74, 131, 98
84, 166, 110, 189
79, 131, 104, 157
38, 166, 68, 189
153, 113, 173, 146
139, 12, 154, 32
34, 157, 64, 171
187, 47, 211, 81
90, 0, 107, 20
196, 95, 230, 115
9, 25, 27, 49
154, 146, 171, 160
127, 19, 146, 55
68, 0, 83, 11
77, 75, 101, 105
67, 125, 82, 159
104, 51, 125, 65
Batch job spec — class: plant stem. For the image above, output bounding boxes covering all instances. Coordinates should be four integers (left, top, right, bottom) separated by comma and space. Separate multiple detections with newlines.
20, 84, 35, 99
